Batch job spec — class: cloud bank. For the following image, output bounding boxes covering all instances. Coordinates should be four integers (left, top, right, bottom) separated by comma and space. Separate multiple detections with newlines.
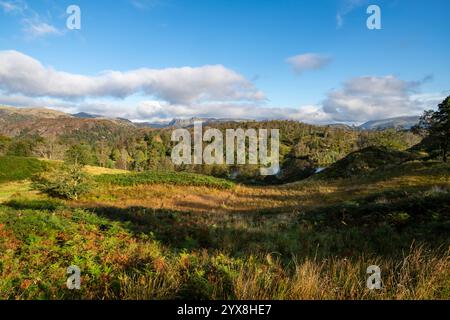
322, 75, 438, 122
0, 51, 443, 124
0, 50, 265, 104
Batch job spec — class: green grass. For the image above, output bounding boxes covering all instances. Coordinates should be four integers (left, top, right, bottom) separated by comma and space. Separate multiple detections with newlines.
95, 171, 235, 189
0, 159, 449, 300
0, 156, 47, 183
0, 181, 35, 203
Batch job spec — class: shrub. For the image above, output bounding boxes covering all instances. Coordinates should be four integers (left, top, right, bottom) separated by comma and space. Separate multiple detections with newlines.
31, 164, 92, 200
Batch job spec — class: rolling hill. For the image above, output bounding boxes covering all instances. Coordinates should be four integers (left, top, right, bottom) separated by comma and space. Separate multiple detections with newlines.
358, 116, 420, 130
315, 146, 416, 179
0, 106, 137, 139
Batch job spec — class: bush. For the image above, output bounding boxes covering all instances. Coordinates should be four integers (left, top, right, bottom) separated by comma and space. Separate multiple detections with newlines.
31, 164, 92, 200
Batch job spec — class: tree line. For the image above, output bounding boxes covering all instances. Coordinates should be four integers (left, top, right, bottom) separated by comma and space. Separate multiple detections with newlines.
1, 96, 448, 183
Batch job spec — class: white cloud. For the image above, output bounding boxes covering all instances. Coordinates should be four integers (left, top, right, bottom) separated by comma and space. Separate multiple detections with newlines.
0, 0, 25, 13
1, 86, 442, 125
134, 101, 333, 124
322, 75, 444, 122
336, 0, 367, 28
0, 50, 265, 104
0, 94, 65, 108
0, 1, 62, 39
286, 53, 332, 74
22, 20, 62, 38
0, 92, 332, 124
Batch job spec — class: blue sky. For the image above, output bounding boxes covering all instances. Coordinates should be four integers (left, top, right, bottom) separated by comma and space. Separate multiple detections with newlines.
0, 0, 449, 124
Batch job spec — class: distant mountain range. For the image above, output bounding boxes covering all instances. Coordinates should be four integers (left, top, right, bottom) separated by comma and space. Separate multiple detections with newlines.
0, 105, 421, 138
358, 116, 420, 130
72, 112, 103, 119
147, 116, 420, 130
132, 116, 420, 130
71, 110, 422, 130
73, 112, 247, 128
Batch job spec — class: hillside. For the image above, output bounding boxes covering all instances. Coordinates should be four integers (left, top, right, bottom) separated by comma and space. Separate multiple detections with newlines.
0, 105, 69, 119
315, 146, 416, 179
0, 156, 47, 183
72, 112, 103, 119
0, 106, 137, 139
359, 116, 420, 130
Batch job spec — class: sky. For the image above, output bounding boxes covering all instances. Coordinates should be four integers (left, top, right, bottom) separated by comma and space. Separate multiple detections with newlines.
0, 0, 449, 124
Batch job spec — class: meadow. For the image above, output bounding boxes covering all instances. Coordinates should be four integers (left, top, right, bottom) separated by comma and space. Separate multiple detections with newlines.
0, 155, 448, 299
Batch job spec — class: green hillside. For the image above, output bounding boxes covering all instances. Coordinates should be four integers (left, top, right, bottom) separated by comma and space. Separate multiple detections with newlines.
0, 156, 47, 183
95, 170, 235, 189
316, 146, 416, 179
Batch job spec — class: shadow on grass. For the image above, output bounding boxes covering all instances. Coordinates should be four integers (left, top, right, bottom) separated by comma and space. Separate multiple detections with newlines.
88, 205, 283, 253
84, 190, 450, 259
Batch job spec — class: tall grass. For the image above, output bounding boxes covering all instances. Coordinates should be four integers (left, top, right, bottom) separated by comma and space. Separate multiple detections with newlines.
0, 202, 448, 300
101, 247, 450, 300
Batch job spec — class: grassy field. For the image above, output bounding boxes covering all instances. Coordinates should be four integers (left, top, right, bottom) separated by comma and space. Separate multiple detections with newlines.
39, 159, 129, 176
0, 157, 449, 299
0, 182, 37, 203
